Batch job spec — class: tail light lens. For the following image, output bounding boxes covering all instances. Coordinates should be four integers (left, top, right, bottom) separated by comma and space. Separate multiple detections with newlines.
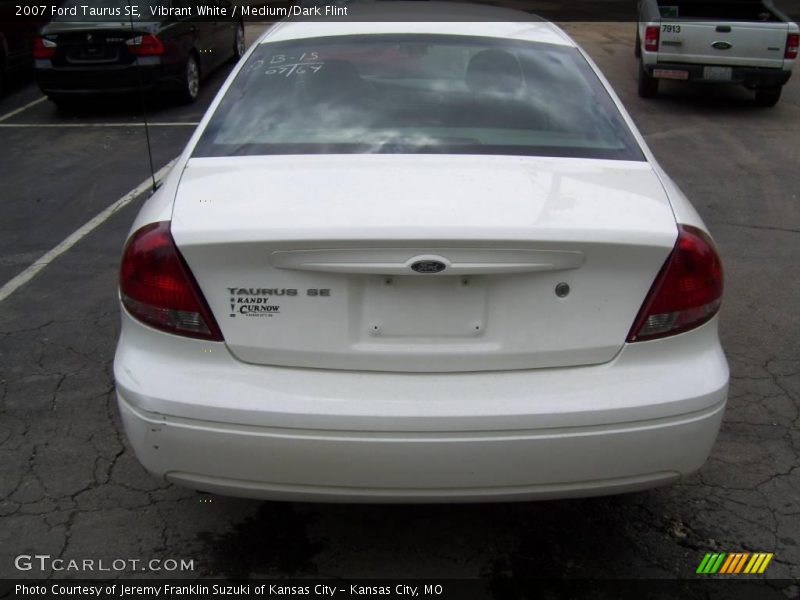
786, 33, 799, 60
644, 26, 660, 52
627, 225, 723, 342
33, 36, 56, 59
126, 34, 165, 56
120, 222, 223, 341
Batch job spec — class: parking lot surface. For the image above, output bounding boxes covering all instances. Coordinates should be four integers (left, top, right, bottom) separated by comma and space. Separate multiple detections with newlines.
0, 22, 798, 585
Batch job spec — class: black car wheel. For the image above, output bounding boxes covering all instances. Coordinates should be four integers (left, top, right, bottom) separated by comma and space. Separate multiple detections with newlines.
0, 45, 7, 96
179, 53, 200, 104
232, 23, 245, 62
754, 86, 781, 107
0, 54, 7, 96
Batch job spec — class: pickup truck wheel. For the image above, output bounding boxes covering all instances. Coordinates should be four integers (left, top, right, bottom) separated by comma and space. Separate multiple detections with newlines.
754, 86, 781, 107
638, 61, 659, 98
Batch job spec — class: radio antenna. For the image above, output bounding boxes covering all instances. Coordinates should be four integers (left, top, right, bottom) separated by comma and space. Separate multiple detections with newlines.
126, 0, 157, 193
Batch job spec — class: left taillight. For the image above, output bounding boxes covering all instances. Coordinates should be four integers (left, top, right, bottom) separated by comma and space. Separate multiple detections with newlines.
644, 25, 660, 52
119, 222, 223, 341
126, 33, 165, 56
33, 36, 57, 59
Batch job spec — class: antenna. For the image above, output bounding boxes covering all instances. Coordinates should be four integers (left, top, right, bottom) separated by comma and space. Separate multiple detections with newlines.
126, 0, 157, 193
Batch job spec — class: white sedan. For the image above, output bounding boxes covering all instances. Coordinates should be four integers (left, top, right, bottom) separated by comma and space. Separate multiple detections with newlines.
114, 3, 728, 502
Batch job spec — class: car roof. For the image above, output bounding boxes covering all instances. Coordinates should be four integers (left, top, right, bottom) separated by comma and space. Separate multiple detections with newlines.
260, 2, 574, 47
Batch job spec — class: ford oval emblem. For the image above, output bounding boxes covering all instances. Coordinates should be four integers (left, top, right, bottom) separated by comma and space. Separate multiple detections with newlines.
411, 260, 446, 274
712, 41, 732, 50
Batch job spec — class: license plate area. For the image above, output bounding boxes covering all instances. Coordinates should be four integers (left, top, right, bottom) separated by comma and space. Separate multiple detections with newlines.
68, 45, 119, 63
362, 276, 487, 339
653, 68, 689, 80
703, 66, 733, 81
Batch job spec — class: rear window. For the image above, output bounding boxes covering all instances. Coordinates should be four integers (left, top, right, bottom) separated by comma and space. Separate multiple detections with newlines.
193, 34, 644, 161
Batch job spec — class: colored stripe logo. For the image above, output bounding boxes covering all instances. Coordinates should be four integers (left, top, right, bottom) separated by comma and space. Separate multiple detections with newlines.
696, 552, 773, 574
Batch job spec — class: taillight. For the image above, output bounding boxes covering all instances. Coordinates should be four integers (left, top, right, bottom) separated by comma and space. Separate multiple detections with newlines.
33, 36, 56, 59
119, 222, 223, 341
627, 225, 723, 342
786, 33, 799, 60
126, 33, 164, 57
644, 26, 660, 52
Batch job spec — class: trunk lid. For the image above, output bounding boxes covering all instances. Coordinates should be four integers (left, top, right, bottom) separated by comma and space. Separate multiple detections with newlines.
171, 155, 678, 372
658, 20, 789, 68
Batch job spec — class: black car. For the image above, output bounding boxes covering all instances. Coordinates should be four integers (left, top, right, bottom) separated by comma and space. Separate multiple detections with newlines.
34, 0, 244, 104
0, 0, 48, 95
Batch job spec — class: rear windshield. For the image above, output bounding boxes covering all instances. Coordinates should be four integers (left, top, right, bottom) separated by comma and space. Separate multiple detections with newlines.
193, 34, 644, 161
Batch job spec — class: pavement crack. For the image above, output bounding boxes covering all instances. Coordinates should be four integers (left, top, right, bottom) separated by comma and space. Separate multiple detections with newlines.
715, 221, 800, 234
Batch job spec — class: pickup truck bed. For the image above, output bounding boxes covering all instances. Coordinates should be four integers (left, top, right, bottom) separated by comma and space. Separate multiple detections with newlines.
637, 0, 799, 105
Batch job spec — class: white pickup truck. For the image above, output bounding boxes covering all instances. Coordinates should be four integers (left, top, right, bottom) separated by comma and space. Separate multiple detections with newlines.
637, 0, 799, 105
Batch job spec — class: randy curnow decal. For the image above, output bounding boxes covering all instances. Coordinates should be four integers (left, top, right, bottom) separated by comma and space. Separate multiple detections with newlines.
226, 287, 331, 318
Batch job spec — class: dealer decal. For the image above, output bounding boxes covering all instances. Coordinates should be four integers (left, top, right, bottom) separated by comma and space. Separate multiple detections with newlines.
226, 287, 330, 318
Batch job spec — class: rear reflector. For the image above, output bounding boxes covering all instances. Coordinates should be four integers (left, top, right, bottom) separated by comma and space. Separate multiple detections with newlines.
126, 34, 165, 56
644, 26, 660, 52
786, 33, 799, 60
119, 222, 223, 341
33, 37, 56, 59
627, 225, 723, 342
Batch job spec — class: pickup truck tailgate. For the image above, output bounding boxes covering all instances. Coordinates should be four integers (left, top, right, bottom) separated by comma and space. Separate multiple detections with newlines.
659, 21, 790, 68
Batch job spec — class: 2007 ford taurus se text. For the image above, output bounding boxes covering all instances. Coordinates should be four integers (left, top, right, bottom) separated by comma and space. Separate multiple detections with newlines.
114, 3, 728, 502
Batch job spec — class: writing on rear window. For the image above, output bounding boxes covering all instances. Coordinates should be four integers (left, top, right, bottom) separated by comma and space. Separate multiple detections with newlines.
269, 53, 320, 64
194, 34, 644, 161
266, 63, 325, 77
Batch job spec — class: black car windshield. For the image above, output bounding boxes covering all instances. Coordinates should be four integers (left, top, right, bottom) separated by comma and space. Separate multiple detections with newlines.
193, 34, 644, 160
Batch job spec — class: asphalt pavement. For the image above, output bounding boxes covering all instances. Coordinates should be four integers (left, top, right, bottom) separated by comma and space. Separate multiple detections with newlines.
0, 22, 798, 588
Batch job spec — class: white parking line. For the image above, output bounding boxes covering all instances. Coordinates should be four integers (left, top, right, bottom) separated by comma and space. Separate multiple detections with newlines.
0, 97, 47, 123
0, 122, 199, 128
0, 158, 178, 304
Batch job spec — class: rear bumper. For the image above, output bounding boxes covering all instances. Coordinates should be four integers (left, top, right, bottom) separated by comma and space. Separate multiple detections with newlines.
645, 62, 792, 87
114, 311, 728, 502
34, 58, 178, 95
118, 395, 725, 502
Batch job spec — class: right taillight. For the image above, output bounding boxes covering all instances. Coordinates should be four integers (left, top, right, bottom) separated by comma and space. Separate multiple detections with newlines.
126, 33, 165, 56
644, 26, 660, 52
33, 36, 57, 59
786, 33, 799, 60
627, 225, 723, 342
119, 221, 223, 341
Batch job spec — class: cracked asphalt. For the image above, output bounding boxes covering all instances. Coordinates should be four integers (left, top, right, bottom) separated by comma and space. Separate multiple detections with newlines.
0, 21, 798, 587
